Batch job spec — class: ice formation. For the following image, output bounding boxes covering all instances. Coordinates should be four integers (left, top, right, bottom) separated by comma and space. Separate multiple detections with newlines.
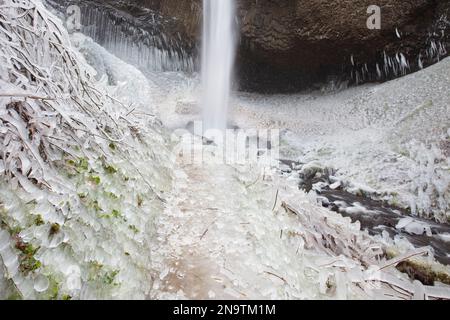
47, 0, 195, 73
230, 56, 450, 223
149, 138, 450, 300
350, 26, 447, 84
1, 0, 449, 300
0, 0, 173, 299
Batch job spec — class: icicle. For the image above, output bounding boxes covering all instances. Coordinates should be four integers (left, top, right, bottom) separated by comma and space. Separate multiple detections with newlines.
383, 51, 389, 76
376, 63, 382, 79
74, 2, 194, 73
395, 53, 400, 65
418, 54, 423, 69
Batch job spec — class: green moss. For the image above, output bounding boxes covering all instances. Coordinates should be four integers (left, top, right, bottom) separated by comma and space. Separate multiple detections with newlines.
49, 223, 60, 236
67, 157, 89, 172
397, 261, 450, 286
104, 164, 118, 175
108, 142, 116, 151
103, 270, 120, 286
137, 194, 144, 207
91, 200, 102, 212
78, 158, 89, 171
7, 291, 22, 300
88, 175, 101, 185
88, 262, 120, 286
78, 192, 88, 199
390, 196, 400, 208
106, 192, 118, 200
399, 150, 410, 157
48, 278, 60, 300
20, 256, 41, 273
34, 215, 45, 226
62, 294, 72, 300
100, 209, 124, 220
15, 241, 41, 275
128, 225, 139, 234
90, 261, 104, 270
22, 243, 37, 256
111, 209, 122, 219
10, 225, 23, 236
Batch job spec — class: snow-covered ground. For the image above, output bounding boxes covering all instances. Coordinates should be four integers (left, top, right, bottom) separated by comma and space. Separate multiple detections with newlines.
231, 61, 450, 223
131, 50, 450, 299
76, 40, 431, 300
149, 140, 441, 300
1, 0, 450, 300
112, 52, 450, 299
145, 56, 450, 223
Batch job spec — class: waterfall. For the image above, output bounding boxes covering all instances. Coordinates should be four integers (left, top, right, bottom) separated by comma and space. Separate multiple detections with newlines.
201, 0, 236, 132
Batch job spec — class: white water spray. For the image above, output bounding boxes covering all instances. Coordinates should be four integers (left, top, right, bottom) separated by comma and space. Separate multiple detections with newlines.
201, 0, 236, 132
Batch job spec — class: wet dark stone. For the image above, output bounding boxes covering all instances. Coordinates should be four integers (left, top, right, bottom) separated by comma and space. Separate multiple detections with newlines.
48, 0, 450, 92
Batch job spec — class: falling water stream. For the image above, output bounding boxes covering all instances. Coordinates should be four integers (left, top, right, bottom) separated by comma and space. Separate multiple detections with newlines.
201, 0, 236, 132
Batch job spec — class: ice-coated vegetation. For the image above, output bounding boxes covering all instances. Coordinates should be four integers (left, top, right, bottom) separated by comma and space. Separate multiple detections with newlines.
0, 0, 173, 299
149, 138, 450, 300
406, 141, 450, 222
229, 58, 450, 223
1, 0, 450, 301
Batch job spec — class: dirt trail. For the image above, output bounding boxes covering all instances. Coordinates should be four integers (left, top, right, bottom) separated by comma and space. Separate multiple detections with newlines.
151, 162, 245, 299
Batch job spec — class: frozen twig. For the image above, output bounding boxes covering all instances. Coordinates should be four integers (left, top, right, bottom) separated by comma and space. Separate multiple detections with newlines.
378, 248, 430, 271
0, 93, 55, 100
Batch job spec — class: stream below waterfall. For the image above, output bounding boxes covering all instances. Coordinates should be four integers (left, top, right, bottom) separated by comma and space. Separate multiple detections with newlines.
280, 159, 450, 266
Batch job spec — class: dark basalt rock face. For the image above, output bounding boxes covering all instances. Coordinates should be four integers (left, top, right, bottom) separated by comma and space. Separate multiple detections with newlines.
49, 0, 450, 92
237, 0, 449, 92
154, 0, 449, 92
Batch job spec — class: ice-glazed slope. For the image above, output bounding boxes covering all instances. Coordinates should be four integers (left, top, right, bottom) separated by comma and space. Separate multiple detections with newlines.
0, 0, 174, 299
231, 58, 450, 222
149, 137, 450, 300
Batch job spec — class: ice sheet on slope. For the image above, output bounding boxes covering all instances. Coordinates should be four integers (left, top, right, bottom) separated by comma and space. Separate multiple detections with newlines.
148, 138, 450, 300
